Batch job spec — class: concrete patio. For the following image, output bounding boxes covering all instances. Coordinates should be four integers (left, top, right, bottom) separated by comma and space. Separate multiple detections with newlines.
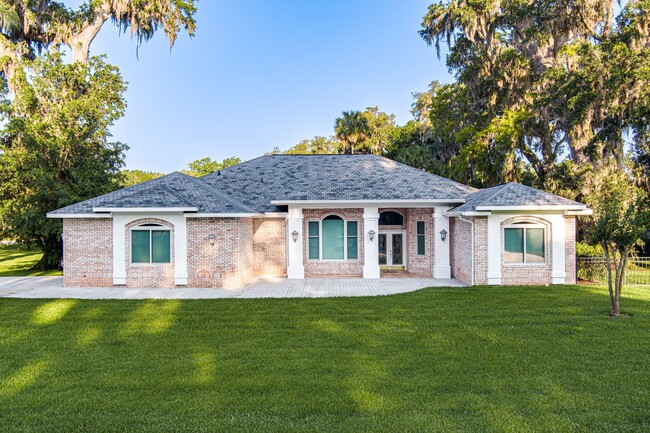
0, 276, 465, 299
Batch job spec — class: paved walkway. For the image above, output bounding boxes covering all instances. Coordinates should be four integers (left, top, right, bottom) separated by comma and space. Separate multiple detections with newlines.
0, 276, 465, 299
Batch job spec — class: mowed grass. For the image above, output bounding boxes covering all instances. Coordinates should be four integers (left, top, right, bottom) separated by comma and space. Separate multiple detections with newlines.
1, 285, 650, 432
0, 245, 62, 277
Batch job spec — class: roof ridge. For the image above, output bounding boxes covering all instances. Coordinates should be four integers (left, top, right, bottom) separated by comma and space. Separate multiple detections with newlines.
374, 154, 478, 193
179, 172, 261, 214
160, 185, 199, 208
470, 182, 513, 208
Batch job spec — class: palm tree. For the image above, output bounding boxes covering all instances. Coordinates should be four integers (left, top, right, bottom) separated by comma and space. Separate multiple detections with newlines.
334, 111, 370, 154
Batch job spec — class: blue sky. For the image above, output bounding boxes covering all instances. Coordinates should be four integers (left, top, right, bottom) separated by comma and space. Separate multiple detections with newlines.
88, 1, 452, 173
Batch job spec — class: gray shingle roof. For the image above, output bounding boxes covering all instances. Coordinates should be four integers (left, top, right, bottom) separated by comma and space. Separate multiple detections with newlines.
449, 182, 586, 213
50, 155, 586, 216
199, 154, 477, 212
49, 172, 258, 215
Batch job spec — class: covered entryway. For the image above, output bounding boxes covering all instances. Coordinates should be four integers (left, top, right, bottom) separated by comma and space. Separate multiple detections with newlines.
378, 231, 406, 270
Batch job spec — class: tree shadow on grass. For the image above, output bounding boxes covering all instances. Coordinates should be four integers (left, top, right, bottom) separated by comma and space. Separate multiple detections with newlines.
0, 285, 649, 431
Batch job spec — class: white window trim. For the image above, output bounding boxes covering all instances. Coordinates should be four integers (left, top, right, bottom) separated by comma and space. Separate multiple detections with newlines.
307, 215, 359, 262
503, 222, 547, 265
130, 224, 172, 265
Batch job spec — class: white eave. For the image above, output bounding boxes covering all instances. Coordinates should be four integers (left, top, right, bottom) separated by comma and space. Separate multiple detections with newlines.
46, 212, 113, 219
92, 207, 199, 213
270, 199, 464, 208
473, 204, 588, 211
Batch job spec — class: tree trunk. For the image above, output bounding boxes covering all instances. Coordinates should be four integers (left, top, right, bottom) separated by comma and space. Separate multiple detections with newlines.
603, 244, 615, 314
31, 236, 63, 271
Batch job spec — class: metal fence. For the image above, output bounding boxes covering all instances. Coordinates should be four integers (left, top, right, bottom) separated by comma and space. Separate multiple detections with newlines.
577, 256, 650, 285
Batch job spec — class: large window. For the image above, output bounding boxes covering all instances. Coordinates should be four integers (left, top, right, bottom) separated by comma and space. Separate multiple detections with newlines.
131, 224, 171, 264
504, 223, 545, 263
308, 215, 358, 261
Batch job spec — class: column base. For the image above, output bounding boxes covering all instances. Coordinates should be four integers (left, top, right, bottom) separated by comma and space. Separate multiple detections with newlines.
363, 265, 380, 279
287, 266, 305, 279
113, 276, 126, 285
433, 264, 451, 279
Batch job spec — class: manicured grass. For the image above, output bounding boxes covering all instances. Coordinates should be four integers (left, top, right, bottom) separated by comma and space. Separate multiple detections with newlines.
1, 285, 650, 432
0, 244, 62, 277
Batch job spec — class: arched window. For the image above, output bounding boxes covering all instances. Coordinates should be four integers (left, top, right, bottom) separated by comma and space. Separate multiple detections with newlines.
131, 223, 171, 264
307, 215, 358, 261
504, 221, 546, 264
379, 211, 404, 226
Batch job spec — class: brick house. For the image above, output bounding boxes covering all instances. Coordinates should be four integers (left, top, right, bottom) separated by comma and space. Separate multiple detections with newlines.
48, 154, 591, 288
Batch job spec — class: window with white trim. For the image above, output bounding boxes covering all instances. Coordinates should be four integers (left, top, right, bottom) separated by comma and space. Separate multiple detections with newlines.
307, 215, 359, 261
131, 224, 171, 264
416, 221, 425, 255
504, 222, 545, 263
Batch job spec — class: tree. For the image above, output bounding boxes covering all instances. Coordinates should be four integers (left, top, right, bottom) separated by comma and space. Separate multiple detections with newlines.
185, 156, 242, 177
283, 136, 340, 154
121, 169, 165, 187
360, 107, 396, 154
0, 1, 198, 85
585, 168, 650, 316
0, 54, 127, 269
334, 111, 370, 154
420, 0, 650, 189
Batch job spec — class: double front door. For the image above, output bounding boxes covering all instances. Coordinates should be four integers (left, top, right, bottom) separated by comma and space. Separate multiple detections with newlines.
378, 232, 405, 267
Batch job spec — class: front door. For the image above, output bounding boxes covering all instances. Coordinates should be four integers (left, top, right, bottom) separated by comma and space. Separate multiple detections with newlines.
378, 232, 405, 267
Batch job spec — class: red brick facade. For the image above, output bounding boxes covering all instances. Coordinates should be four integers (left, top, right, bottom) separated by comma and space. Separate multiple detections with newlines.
565, 216, 577, 284
186, 217, 253, 288
62, 218, 113, 287
500, 216, 552, 286
253, 218, 286, 277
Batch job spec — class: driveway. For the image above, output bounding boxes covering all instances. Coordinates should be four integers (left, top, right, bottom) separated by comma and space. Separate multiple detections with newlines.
0, 276, 465, 299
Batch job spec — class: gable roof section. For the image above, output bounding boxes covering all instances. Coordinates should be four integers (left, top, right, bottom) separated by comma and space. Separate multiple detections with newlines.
49, 172, 258, 215
449, 182, 587, 213
200, 154, 477, 213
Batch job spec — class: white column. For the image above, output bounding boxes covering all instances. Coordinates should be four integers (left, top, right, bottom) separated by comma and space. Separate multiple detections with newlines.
173, 215, 188, 286
112, 214, 127, 285
286, 206, 304, 279
550, 214, 566, 284
486, 215, 502, 285
432, 208, 451, 278
363, 207, 380, 279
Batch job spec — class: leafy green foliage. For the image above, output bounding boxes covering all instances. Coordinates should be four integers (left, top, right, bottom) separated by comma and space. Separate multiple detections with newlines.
584, 168, 650, 315
283, 136, 340, 154
576, 242, 605, 258
184, 156, 242, 177
120, 169, 165, 187
0, 53, 127, 269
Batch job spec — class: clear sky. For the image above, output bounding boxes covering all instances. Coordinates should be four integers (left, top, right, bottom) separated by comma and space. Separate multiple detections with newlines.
87, 0, 452, 173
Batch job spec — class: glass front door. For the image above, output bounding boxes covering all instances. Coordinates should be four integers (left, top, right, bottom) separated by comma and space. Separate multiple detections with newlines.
378, 232, 405, 266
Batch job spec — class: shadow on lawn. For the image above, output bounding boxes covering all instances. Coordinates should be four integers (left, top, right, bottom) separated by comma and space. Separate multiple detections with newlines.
0, 285, 649, 431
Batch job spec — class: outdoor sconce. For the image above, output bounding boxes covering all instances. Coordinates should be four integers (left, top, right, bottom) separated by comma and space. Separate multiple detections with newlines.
368, 229, 376, 242
439, 229, 448, 242
292, 230, 299, 242
208, 234, 216, 246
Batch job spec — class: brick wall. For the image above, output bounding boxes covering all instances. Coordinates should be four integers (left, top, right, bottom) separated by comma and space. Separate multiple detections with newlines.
303, 208, 364, 276
253, 218, 286, 277
450, 217, 472, 285
565, 216, 577, 284
125, 218, 175, 288
474, 217, 488, 285
405, 208, 433, 276
187, 217, 254, 288
62, 218, 113, 287
500, 216, 552, 286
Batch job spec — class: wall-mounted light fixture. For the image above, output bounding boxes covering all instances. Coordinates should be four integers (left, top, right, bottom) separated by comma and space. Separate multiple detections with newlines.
439, 229, 447, 242
208, 234, 216, 246
368, 229, 376, 242
292, 230, 299, 242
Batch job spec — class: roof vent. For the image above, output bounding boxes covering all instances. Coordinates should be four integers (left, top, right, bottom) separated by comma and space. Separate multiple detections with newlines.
261, 177, 264, 183
217, 170, 221, 176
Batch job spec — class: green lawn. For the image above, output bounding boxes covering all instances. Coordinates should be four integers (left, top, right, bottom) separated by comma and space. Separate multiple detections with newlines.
1, 286, 649, 432
0, 244, 62, 277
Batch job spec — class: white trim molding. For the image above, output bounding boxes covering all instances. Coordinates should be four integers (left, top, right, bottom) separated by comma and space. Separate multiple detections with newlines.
363, 207, 380, 279
271, 199, 464, 208
432, 207, 451, 278
94, 207, 198, 213
47, 213, 112, 219
286, 206, 304, 279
